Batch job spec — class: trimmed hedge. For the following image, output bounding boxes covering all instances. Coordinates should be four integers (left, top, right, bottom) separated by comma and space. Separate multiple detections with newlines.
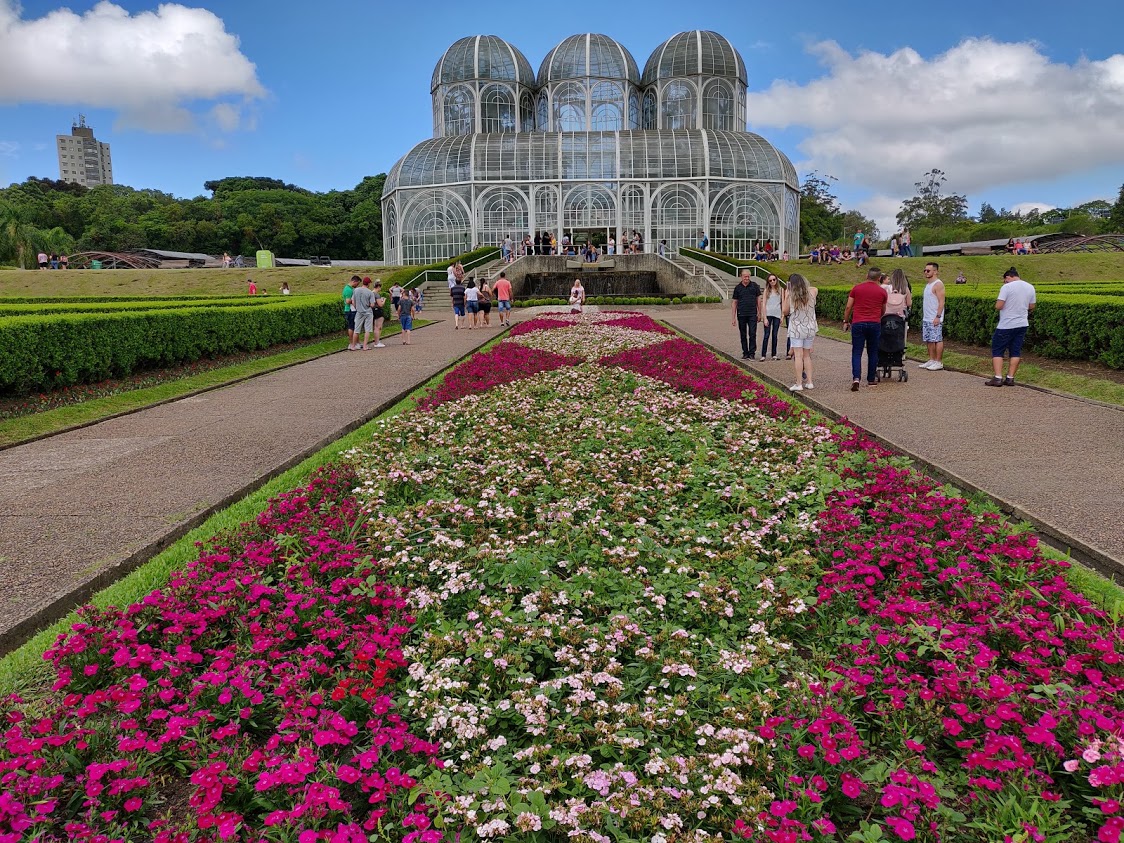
0, 295, 227, 304
0, 298, 343, 394
813, 287, 1124, 369
513, 296, 721, 307
0, 296, 331, 317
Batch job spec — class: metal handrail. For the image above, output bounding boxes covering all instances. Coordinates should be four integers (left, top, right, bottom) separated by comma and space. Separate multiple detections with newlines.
656, 254, 727, 299
678, 247, 776, 283
405, 248, 501, 288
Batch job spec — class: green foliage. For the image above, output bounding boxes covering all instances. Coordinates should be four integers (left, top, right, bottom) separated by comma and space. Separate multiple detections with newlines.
1111, 184, 1124, 233
799, 171, 879, 248
813, 286, 1124, 368
381, 246, 501, 292
0, 298, 343, 394
0, 173, 388, 263
0, 295, 319, 316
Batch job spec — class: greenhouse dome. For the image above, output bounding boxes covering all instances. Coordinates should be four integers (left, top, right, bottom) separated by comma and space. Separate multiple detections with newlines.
385, 32, 800, 265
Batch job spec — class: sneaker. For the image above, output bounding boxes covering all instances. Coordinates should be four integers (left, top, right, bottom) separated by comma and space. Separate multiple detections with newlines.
741, 353, 751, 359
348, 344, 357, 350
1004, 377, 1015, 386
759, 355, 767, 361
374, 342, 386, 348
851, 381, 860, 392
928, 362, 944, 371
804, 382, 814, 390
772, 356, 779, 361
918, 360, 933, 369
984, 376, 1004, 387
790, 384, 803, 392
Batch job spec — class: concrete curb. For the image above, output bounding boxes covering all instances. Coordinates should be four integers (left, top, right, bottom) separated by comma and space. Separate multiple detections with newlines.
0, 321, 483, 657
671, 325, 1124, 584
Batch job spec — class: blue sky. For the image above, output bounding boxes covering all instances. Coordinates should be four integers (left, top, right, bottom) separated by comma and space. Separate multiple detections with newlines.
2, 0, 1123, 233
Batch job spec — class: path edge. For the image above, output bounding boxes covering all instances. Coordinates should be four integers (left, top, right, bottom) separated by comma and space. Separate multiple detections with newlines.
0, 321, 467, 656
671, 325, 1124, 584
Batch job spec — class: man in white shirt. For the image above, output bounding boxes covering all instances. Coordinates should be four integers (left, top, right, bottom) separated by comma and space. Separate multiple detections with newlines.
985, 267, 1036, 387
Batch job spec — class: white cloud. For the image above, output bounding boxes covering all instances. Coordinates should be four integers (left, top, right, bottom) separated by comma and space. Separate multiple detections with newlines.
1008, 201, 1056, 215
0, 0, 264, 132
747, 38, 1124, 199
0, 140, 18, 157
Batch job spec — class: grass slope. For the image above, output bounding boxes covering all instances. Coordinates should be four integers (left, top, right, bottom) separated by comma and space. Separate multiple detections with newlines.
0, 265, 407, 297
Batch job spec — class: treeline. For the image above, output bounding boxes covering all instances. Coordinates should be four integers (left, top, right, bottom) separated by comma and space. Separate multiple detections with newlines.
0, 175, 386, 267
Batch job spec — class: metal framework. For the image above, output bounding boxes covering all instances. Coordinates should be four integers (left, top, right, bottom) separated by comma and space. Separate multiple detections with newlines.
387, 30, 799, 265
1033, 234, 1124, 254
69, 251, 162, 269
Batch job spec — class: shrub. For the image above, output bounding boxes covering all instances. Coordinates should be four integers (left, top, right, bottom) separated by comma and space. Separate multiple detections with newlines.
380, 246, 501, 293
0, 298, 343, 394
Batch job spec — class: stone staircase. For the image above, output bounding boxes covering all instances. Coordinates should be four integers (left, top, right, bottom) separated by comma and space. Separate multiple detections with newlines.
664, 252, 732, 298
416, 258, 506, 299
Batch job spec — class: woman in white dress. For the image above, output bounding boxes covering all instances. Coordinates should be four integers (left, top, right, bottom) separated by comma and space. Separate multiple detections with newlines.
782, 273, 818, 393
569, 278, 585, 313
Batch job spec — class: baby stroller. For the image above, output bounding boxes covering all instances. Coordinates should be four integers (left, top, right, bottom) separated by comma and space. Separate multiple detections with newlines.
879, 312, 908, 382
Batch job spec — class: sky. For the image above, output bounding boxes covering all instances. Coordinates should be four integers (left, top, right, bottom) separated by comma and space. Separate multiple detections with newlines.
2, 0, 1124, 235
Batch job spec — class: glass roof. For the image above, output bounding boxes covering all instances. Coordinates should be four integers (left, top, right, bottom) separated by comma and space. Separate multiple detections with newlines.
538, 34, 641, 86
385, 130, 796, 191
431, 35, 536, 91
642, 30, 747, 86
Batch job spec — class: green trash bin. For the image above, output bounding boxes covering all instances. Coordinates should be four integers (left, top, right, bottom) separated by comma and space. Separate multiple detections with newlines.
90, 260, 102, 270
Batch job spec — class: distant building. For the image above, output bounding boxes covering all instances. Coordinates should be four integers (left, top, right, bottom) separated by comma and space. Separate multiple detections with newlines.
56, 115, 113, 187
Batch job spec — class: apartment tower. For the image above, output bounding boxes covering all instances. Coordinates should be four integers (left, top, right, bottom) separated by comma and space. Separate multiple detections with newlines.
56, 115, 113, 187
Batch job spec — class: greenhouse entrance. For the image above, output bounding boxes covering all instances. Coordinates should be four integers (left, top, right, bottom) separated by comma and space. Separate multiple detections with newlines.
565, 229, 610, 254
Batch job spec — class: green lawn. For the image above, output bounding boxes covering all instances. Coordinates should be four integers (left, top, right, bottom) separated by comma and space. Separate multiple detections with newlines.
785, 252, 1124, 288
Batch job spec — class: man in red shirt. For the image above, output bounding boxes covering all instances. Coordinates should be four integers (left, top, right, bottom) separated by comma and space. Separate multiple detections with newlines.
843, 267, 888, 391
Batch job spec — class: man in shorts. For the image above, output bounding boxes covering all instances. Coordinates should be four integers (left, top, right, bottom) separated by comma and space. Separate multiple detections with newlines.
343, 276, 358, 349
985, 267, 1036, 386
351, 277, 376, 350
396, 289, 415, 345
493, 271, 513, 327
919, 262, 946, 370
449, 277, 467, 329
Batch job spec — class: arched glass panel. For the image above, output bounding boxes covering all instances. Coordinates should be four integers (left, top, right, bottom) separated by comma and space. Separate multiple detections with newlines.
702, 80, 733, 131
661, 81, 696, 130
553, 81, 586, 131
642, 90, 657, 130
477, 187, 529, 247
443, 85, 475, 136
535, 186, 559, 235
628, 89, 641, 130
709, 185, 781, 259
590, 81, 623, 131
536, 93, 548, 131
620, 185, 645, 236
383, 200, 398, 264
520, 94, 535, 132
563, 184, 615, 229
653, 185, 702, 253
480, 84, 516, 133
401, 189, 471, 264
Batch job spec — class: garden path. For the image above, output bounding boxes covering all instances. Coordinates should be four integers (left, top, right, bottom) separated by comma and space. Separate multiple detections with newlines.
0, 320, 496, 652
655, 308, 1124, 577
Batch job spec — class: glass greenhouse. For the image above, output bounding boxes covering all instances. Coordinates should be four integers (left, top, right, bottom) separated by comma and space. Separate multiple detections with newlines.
383, 31, 800, 265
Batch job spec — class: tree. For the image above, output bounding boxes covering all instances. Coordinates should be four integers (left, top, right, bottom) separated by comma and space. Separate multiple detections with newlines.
896, 169, 969, 230
0, 201, 44, 268
1109, 184, 1124, 233
799, 171, 841, 247
977, 202, 998, 223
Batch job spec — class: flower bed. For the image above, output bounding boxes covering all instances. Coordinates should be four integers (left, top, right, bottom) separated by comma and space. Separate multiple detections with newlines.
3, 312, 1121, 843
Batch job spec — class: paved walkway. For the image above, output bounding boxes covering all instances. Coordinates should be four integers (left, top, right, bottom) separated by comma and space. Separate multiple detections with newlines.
656, 309, 1124, 575
0, 321, 497, 651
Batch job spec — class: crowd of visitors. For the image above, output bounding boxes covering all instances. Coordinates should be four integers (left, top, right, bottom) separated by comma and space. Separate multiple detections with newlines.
36, 252, 69, 270
340, 274, 427, 350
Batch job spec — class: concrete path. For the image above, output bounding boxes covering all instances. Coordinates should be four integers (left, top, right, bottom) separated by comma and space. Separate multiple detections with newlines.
0, 320, 497, 652
656, 308, 1124, 576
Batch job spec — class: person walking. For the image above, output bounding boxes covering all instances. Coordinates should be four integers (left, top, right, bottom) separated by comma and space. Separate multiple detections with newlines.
464, 278, 480, 328
760, 274, 784, 360
479, 278, 493, 326
396, 288, 415, 345
783, 273, 817, 392
900, 228, 913, 257
371, 281, 387, 348
390, 282, 404, 310
730, 269, 762, 360
882, 268, 912, 317
920, 262, 946, 370
449, 276, 467, 329
985, 267, 1036, 387
351, 277, 376, 350
494, 271, 513, 326
843, 267, 889, 391
343, 275, 357, 349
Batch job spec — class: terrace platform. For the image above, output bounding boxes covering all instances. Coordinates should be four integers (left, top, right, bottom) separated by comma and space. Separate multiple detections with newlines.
0, 320, 496, 653
654, 308, 1124, 578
